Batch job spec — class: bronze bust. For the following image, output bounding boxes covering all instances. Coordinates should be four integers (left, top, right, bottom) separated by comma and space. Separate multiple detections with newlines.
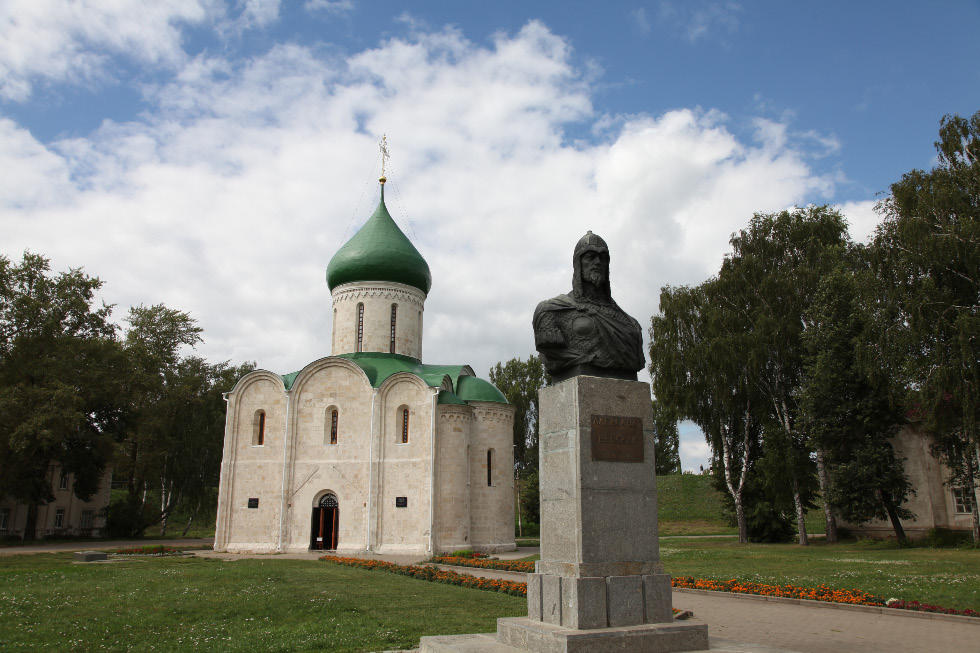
533, 231, 645, 382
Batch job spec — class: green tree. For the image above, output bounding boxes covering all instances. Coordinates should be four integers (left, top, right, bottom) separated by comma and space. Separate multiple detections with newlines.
0, 253, 125, 539
111, 304, 205, 536
722, 206, 850, 545
871, 111, 980, 541
650, 280, 762, 543
489, 355, 549, 536
651, 399, 681, 475
488, 355, 549, 476
799, 267, 914, 540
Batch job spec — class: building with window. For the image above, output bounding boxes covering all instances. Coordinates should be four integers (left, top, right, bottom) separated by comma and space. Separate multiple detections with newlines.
837, 423, 979, 538
0, 465, 111, 540
214, 179, 516, 555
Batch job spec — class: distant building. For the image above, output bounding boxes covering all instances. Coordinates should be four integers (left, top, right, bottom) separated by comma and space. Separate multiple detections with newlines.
0, 466, 111, 540
838, 423, 978, 538
214, 178, 516, 555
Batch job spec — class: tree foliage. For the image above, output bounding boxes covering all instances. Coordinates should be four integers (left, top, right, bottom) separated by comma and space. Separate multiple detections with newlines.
0, 253, 126, 539
799, 266, 914, 540
106, 305, 254, 537
652, 207, 849, 545
488, 355, 549, 477
651, 279, 761, 543
871, 110, 980, 541
651, 399, 681, 475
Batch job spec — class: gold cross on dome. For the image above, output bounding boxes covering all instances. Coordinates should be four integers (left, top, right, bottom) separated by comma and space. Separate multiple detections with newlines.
379, 134, 389, 178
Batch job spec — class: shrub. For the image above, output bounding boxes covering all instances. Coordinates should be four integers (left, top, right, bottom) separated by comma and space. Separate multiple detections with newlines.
925, 528, 972, 548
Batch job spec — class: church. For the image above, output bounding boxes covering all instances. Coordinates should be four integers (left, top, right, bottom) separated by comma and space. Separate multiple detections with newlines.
214, 176, 516, 555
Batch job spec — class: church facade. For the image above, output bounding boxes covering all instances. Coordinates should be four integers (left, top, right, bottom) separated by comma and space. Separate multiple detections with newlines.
214, 181, 516, 555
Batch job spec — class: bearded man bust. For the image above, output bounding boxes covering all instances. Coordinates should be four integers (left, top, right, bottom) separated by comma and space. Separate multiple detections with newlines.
532, 231, 645, 382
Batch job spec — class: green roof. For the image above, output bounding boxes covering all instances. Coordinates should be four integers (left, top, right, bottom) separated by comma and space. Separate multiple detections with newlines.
278, 352, 507, 405
437, 389, 469, 405
326, 187, 432, 294
456, 374, 509, 403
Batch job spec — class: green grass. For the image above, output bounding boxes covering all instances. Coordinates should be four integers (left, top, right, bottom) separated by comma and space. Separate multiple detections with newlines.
656, 474, 832, 537
657, 474, 736, 536
660, 537, 980, 613
0, 553, 525, 652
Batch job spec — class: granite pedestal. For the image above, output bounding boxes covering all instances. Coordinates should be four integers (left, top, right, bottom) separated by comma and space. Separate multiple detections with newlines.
421, 376, 708, 652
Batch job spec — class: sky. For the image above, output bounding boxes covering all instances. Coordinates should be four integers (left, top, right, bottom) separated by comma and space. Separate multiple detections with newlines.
2, 1, 979, 473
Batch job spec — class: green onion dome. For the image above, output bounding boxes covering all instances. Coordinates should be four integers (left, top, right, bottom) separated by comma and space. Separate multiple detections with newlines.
326, 186, 432, 295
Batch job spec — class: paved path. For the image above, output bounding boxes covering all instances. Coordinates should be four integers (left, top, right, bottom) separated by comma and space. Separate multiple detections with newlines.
674, 591, 979, 653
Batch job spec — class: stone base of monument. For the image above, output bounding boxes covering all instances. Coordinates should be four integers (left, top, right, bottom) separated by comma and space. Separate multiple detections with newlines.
495, 616, 708, 652
418, 376, 711, 652
420, 617, 709, 653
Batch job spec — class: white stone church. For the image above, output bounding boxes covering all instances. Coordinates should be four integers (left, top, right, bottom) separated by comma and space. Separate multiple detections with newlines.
214, 179, 516, 555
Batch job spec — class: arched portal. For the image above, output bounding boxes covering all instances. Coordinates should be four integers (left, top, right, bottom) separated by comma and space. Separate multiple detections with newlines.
310, 493, 339, 550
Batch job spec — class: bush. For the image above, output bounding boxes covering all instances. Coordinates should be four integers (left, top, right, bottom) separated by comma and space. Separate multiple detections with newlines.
925, 528, 972, 548
517, 522, 539, 537
101, 496, 153, 538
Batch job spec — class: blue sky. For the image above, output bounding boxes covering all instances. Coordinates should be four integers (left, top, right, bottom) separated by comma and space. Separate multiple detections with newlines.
2, 1, 979, 472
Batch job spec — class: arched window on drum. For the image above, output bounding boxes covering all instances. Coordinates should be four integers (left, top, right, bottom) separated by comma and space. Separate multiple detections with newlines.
325, 406, 339, 445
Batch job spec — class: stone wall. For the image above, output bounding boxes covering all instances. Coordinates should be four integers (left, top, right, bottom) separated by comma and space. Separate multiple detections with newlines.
434, 405, 473, 552
468, 402, 517, 553
331, 281, 425, 359
215, 372, 288, 552
373, 373, 435, 553
281, 358, 374, 552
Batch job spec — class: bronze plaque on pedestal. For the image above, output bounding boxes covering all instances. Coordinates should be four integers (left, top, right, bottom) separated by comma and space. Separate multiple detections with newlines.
590, 415, 644, 462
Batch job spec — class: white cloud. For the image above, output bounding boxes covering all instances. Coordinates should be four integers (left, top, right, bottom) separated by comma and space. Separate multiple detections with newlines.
657, 1, 742, 43
0, 0, 219, 101
236, 0, 281, 28
679, 421, 711, 473
305, 0, 353, 13
838, 199, 880, 244
0, 19, 843, 393
630, 8, 651, 36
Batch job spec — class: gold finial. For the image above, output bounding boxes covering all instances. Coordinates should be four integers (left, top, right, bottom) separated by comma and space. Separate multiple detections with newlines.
379, 134, 389, 184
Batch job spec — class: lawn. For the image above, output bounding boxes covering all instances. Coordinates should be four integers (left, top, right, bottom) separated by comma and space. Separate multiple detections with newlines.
2, 539, 978, 652
657, 474, 736, 535
660, 537, 980, 613
656, 474, 829, 536
0, 553, 524, 652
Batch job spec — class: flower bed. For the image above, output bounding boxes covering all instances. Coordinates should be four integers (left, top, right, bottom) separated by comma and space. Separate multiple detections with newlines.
885, 598, 980, 618
113, 545, 186, 556
320, 556, 527, 597
672, 576, 979, 618
431, 556, 535, 573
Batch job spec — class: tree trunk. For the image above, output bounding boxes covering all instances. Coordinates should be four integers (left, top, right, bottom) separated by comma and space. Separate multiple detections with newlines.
880, 492, 907, 541
515, 478, 523, 538
180, 506, 199, 537
966, 454, 980, 542
159, 499, 169, 535
972, 496, 980, 543
815, 449, 838, 543
23, 501, 39, 541
734, 493, 747, 544
791, 476, 808, 546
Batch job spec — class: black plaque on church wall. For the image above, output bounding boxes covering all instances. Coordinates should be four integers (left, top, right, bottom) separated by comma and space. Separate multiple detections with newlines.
395, 496, 408, 508
590, 415, 644, 462
248, 498, 259, 509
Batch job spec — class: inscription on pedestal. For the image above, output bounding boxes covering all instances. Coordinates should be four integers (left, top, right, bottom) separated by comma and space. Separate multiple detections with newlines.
590, 414, 644, 462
